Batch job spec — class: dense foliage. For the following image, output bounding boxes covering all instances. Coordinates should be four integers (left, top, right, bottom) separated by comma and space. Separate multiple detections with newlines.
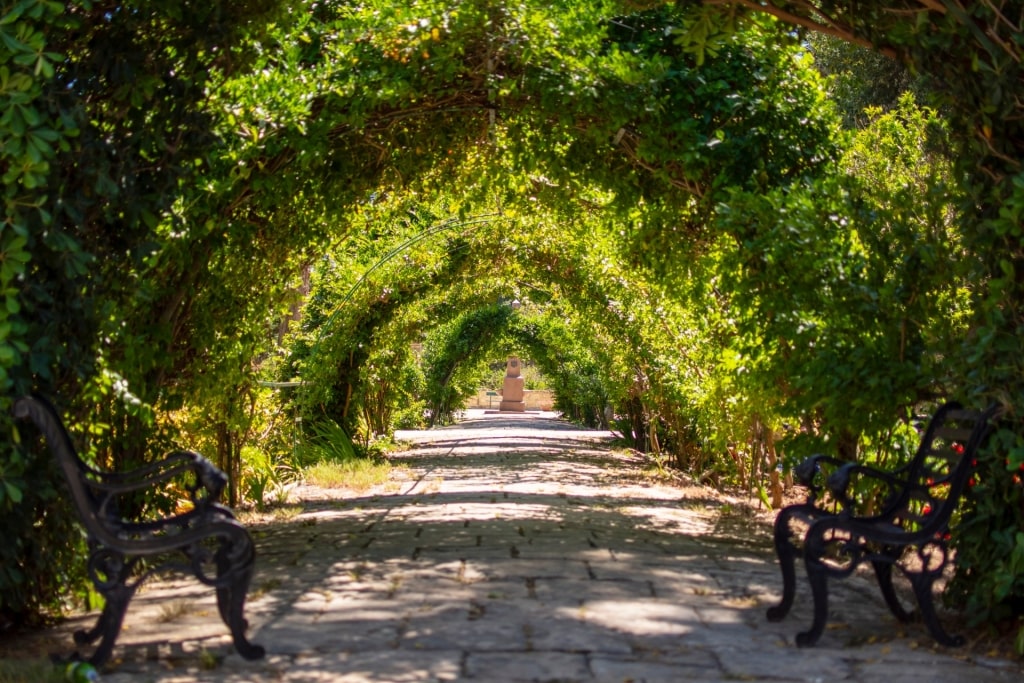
3, 0, 1023, 640
1, 0, 287, 621
680, 0, 1024, 636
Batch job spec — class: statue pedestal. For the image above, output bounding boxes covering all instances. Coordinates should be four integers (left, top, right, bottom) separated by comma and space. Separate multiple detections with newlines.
499, 379, 525, 411
498, 357, 526, 412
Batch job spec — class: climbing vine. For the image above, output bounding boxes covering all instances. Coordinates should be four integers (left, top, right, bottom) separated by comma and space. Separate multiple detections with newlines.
4, 0, 1024, 633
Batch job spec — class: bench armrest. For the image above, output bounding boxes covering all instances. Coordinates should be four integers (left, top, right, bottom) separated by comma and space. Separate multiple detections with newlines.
90, 450, 227, 505
826, 462, 909, 513
793, 454, 849, 503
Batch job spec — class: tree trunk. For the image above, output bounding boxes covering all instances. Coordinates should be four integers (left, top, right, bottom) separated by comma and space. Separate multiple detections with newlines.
216, 421, 239, 508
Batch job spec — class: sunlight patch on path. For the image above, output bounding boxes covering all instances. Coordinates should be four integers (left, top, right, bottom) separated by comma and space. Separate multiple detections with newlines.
4, 413, 1021, 682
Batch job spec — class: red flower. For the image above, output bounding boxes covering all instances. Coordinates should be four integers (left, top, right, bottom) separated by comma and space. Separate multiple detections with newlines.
953, 443, 965, 455
922, 504, 932, 516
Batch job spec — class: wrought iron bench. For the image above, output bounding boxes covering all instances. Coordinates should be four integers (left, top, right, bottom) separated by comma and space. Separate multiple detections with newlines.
766, 401, 999, 646
13, 395, 265, 667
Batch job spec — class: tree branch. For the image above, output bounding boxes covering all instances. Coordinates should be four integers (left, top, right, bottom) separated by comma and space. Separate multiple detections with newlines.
703, 0, 905, 58
614, 129, 705, 197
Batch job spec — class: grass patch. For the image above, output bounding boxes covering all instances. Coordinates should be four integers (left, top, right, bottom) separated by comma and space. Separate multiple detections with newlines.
385, 439, 415, 454
157, 599, 193, 623
0, 659, 64, 683
238, 503, 304, 526
303, 458, 405, 492
295, 416, 411, 493
199, 648, 220, 670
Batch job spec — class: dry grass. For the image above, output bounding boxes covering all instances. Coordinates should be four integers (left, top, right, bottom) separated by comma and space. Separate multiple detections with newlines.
239, 504, 304, 525
303, 459, 408, 493
156, 599, 194, 623
0, 659, 64, 683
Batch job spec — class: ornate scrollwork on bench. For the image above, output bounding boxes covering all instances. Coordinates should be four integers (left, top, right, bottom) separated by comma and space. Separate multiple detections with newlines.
766, 401, 1000, 647
13, 395, 265, 667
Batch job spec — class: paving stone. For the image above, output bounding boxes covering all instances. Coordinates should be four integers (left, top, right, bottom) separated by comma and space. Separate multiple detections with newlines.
716, 645, 857, 682
537, 578, 654, 606
526, 616, 634, 655
590, 652, 722, 683
464, 651, 591, 681
285, 650, 463, 682
855, 656, 1023, 683
579, 598, 703, 639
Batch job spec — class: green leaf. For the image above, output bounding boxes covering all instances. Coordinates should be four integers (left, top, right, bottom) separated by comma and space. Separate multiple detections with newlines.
3, 481, 22, 504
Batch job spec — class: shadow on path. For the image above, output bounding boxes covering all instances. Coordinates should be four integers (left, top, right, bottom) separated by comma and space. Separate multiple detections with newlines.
2, 412, 1021, 682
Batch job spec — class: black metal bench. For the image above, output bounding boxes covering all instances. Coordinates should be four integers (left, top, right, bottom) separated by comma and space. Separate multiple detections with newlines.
766, 401, 999, 646
13, 395, 265, 667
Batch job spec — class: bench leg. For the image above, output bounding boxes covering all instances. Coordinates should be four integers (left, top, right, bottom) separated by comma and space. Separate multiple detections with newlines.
797, 517, 837, 647
911, 574, 964, 647
766, 508, 801, 622
872, 557, 915, 623
73, 607, 108, 647
73, 550, 138, 667
74, 583, 134, 668
214, 535, 265, 660
796, 556, 830, 647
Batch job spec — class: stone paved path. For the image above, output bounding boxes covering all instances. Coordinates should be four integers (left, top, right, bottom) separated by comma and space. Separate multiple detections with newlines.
6, 412, 1024, 682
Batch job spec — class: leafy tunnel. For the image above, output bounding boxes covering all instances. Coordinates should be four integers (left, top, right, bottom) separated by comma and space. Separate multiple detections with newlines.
5, 0, 1024, 632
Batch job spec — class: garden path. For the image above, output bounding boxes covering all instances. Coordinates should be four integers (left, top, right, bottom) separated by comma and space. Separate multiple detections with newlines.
6, 410, 1023, 682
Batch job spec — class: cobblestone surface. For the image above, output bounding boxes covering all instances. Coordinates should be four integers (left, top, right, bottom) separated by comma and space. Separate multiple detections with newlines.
5, 411, 1023, 682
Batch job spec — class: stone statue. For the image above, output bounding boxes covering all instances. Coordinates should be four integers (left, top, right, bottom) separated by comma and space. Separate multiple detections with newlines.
498, 356, 526, 412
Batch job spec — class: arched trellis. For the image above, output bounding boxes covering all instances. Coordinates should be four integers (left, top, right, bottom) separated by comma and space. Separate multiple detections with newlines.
420, 302, 518, 426
286, 199, 671, 438
8, 0, 1024, 630
304, 212, 503, 368
289, 216, 724, 487
420, 302, 610, 427
291, 253, 616, 437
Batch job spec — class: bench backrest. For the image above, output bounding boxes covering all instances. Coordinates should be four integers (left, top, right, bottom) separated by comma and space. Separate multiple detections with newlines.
894, 402, 999, 533
13, 395, 125, 548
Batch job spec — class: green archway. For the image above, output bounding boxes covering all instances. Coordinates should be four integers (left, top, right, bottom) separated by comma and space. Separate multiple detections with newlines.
6, 0, 1024, 631
419, 301, 609, 428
